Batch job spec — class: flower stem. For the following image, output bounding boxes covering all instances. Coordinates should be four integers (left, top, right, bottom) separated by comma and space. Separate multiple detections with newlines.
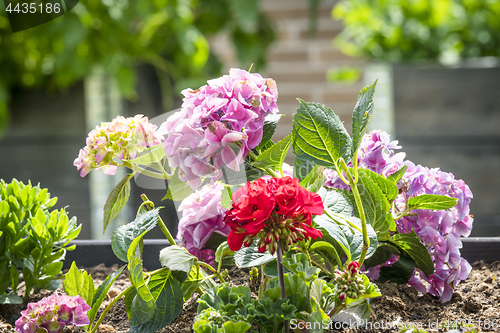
197, 261, 225, 283
140, 194, 177, 246
90, 285, 134, 333
339, 158, 369, 266
276, 242, 289, 333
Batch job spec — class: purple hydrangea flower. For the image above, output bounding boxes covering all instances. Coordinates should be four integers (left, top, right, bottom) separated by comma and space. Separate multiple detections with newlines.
159, 68, 279, 190
15, 294, 90, 333
325, 129, 474, 302
177, 182, 231, 264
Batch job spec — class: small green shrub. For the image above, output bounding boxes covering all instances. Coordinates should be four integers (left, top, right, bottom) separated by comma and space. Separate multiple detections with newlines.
0, 179, 81, 304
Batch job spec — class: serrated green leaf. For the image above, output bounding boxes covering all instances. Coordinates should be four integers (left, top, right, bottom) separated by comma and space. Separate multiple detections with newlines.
220, 186, 232, 210
222, 321, 252, 333
128, 256, 155, 321
163, 168, 194, 202
379, 256, 416, 285
129, 270, 183, 333
63, 262, 95, 310
234, 244, 275, 268
314, 216, 351, 261
352, 81, 376, 155
215, 241, 235, 263
128, 145, 166, 166
158, 245, 196, 282
299, 165, 325, 193
363, 168, 399, 203
317, 187, 353, 216
293, 100, 352, 168
389, 231, 434, 276
293, 157, 315, 182
103, 173, 134, 233
252, 134, 292, 173
387, 164, 408, 183
283, 253, 319, 282
111, 208, 160, 262
407, 194, 458, 211
363, 243, 401, 269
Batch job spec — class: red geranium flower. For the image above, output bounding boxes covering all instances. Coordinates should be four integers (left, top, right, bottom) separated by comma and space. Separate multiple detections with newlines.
224, 176, 324, 254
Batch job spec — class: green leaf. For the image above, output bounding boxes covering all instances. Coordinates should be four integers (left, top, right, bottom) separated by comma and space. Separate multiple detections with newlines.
309, 241, 342, 268
299, 165, 325, 193
363, 243, 400, 269
379, 256, 416, 284
293, 100, 352, 168
331, 299, 371, 326
158, 245, 197, 283
129, 270, 183, 333
309, 309, 329, 333
111, 208, 161, 262
234, 244, 275, 268
407, 194, 458, 211
293, 157, 315, 182
215, 242, 235, 263
128, 145, 166, 166
262, 259, 292, 278
103, 173, 134, 233
317, 187, 353, 216
314, 216, 351, 261
87, 265, 126, 328
0, 294, 23, 304
252, 134, 292, 172
9, 264, 19, 293
222, 321, 252, 333
254, 114, 282, 153
128, 256, 156, 322
163, 168, 194, 202
220, 186, 232, 210
351, 81, 376, 155
389, 231, 434, 276
283, 253, 319, 282
63, 262, 95, 306
387, 164, 408, 183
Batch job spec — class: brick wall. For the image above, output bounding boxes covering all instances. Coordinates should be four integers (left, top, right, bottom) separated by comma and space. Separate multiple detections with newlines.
210, 0, 364, 144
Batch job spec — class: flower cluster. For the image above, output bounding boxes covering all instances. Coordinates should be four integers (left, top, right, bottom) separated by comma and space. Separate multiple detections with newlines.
324, 130, 406, 190
324, 130, 473, 302
177, 182, 231, 264
397, 162, 473, 301
333, 262, 365, 301
159, 68, 279, 190
224, 176, 324, 255
15, 294, 90, 333
74, 115, 163, 177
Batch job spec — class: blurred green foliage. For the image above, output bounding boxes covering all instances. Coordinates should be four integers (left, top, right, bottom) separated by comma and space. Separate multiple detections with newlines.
0, 0, 275, 136
332, 0, 500, 62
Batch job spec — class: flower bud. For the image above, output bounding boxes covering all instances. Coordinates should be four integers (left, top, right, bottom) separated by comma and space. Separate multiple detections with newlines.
339, 293, 346, 301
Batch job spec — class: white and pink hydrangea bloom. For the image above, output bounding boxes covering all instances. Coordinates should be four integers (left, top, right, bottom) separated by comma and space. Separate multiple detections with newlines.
15, 294, 90, 333
177, 182, 231, 264
325, 129, 473, 302
159, 68, 279, 190
74, 115, 163, 177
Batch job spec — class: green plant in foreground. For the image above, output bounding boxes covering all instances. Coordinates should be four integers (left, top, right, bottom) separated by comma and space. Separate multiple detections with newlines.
0, 179, 81, 304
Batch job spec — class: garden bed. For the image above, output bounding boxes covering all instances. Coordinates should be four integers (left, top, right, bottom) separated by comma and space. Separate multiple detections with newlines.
2, 237, 500, 333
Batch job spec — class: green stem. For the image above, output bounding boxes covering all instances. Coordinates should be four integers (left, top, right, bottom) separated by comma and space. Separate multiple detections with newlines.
339, 158, 369, 266
197, 261, 225, 283
276, 242, 289, 333
140, 195, 177, 246
90, 285, 134, 333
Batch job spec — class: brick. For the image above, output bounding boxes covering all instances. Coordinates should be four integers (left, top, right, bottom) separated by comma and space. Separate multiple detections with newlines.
322, 91, 360, 104
319, 48, 353, 61
269, 50, 309, 62
269, 71, 327, 83
278, 92, 312, 104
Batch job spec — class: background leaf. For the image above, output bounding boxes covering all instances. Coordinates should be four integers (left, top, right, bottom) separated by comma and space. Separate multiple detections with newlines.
351, 81, 376, 155
407, 194, 458, 211
252, 134, 292, 172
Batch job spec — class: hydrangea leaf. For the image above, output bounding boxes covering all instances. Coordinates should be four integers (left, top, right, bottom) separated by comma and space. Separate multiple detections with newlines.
407, 194, 458, 211
159, 245, 197, 283
162, 167, 195, 202
253, 113, 282, 153
234, 243, 276, 268
293, 100, 352, 169
379, 255, 416, 285
309, 241, 343, 268
317, 187, 353, 216
314, 215, 351, 261
111, 208, 160, 262
127, 145, 166, 166
293, 156, 315, 182
351, 81, 376, 155
389, 230, 434, 276
129, 270, 183, 333
252, 133, 292, 172
299, 165, 325, 193
363, 243, 401, 269
387, 164, 408, 183
63, 262, 95, 306
330, 298, 371, 327
103, 173, 134, 233
128, 256, 156, 323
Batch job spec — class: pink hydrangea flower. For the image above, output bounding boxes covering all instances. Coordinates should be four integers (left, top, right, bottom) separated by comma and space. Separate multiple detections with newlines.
74, 115, 163, 177
15, 293, 90, 333
177, 182, 231, 264
159, 68, 279, 190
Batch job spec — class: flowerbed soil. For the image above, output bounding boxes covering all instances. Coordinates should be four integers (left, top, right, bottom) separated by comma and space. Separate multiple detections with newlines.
1, 261, 499, 333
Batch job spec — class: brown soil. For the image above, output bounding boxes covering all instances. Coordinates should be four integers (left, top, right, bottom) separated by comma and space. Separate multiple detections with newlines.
1, 261, 499, 333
